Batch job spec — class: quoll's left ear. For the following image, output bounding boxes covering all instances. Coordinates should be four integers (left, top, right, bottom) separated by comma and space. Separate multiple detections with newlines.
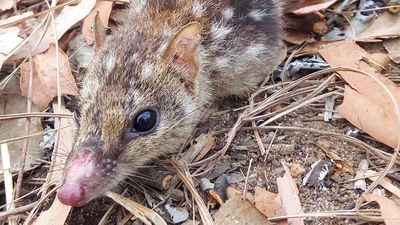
163, 22, 202, 93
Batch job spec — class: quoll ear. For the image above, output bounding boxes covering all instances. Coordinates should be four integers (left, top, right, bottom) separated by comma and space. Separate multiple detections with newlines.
163, 22, 202, 93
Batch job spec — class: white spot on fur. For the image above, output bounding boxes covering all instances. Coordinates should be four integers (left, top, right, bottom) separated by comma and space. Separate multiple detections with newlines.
248, 9, 269, 21
211, 23, 232, 40
215, 57, 229, 69
105, 56, 115, 73
245, 43, 267, 56
141, 62, 154, 78
191, 1, 204, 17
222, 7, 234, 20
130, 0, 146, 14
163, 25, 174, 36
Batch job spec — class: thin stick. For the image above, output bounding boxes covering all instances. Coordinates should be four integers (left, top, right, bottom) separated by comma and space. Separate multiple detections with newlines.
0, 112, 71, 121
15, 47, 34, 199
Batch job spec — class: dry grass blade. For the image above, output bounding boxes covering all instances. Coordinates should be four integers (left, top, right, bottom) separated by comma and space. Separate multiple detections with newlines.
0, 202, 37, 221
0, 112, 71, 121
169, 161, 214, 225
243, 126, 398, 165
268, 209, 382, 223
104, 191, 167, 225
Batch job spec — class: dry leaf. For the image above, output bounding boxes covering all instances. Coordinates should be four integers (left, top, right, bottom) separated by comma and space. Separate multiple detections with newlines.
357, 12, 400, 41
383, 38, 400, 64
254, 187, 287, 225
315, 139, 353, 174
0, 0, 13, 11
20, 45, 78, 110
364, 194, 400, 225
215, 192, 271, 225
105, 191, 167, 225
319, 40, 400, 148
0, 26, 23, 69
292, 0, 337, 15
277, 164, 304, 225
0, 95, 43, 177
339, 86, 400, 148
284, 30, 310, 45
289, 163, 306, 178
369, 53, 391, 71
193, 133, 215, 162
12, 0, 96, 59
365, 170, 400, 199
82, 1, 113, 45
31, 197, 71, 225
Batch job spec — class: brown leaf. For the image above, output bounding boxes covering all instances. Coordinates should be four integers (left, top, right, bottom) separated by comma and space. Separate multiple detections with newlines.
82, 1, 113, 45
254, 187, 286, 225
292, 0, 338, 15
215, 192, 271, 225
383, 38, 400, 64
338, 86, 399, 148
364, 194, 400, 225
319, 40, 400, 148
277, 164, 304, 225
0, 0, 13, 11
12, 0, 96, 59
20, 45, 78, 110
289, 163, 306, 178
357, 12, 400, 41
315, 139, 353, 174
0, 95, 43, 176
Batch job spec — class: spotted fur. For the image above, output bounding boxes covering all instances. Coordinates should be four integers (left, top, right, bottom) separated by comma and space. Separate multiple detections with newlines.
60, 0, 285, 206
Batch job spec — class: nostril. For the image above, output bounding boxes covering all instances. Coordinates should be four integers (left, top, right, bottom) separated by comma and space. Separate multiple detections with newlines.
58, 184, 86, 207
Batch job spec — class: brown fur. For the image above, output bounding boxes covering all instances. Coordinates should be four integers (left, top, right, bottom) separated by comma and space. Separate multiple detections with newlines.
59, 0, 285, 206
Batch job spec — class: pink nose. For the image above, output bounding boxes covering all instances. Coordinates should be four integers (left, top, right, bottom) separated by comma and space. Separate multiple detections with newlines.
58, 184, 86, 207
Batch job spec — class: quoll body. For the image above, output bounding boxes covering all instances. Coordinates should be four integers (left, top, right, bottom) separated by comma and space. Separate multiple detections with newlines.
58, 0, 285, 207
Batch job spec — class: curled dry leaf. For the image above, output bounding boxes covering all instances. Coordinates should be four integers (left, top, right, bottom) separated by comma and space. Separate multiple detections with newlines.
315, 139, 353, 174
292, 0, 338, 15
20, 45, 78, 111
82, 1, 113, 45
12, 0, 96, 60
319, 40, 400, 148
364, 194, 400, 225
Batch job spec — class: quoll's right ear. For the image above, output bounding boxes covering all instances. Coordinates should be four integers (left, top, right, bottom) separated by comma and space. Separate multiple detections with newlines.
162, 22, 203, 93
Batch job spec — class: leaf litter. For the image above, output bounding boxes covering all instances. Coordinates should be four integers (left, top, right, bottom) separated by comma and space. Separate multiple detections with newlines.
1, 1, 400, 225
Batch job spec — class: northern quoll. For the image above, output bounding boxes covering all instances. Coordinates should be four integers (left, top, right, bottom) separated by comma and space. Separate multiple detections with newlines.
58, 0, 285, 207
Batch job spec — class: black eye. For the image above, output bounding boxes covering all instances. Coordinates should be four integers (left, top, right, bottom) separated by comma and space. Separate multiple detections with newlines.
132, 110, 158, 133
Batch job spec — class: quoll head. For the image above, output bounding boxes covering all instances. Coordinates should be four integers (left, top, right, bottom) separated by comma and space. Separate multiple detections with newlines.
58, 22, 208, 207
